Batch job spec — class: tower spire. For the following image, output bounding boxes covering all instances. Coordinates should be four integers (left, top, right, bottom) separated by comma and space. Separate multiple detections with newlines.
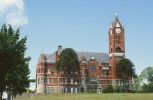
115, 12, 118, 17
114, 12, 119, 22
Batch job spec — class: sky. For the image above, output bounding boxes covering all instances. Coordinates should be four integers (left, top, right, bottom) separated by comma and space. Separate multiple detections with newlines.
0, 0, 153, 90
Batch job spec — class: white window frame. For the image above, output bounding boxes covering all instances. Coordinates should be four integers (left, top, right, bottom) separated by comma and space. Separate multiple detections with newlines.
71, 79, 73, 84
71, 88, 73, 93
47, 69, 51, 74
65, 88, 68, 93
47, 78, 50, 84
75, 88, 77, 93
65, 79, 67, 84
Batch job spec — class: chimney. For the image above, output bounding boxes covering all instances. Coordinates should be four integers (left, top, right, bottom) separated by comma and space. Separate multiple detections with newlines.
57, 45, 62, 55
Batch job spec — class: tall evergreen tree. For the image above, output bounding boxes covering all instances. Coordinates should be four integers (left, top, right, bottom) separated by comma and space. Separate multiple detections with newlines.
56, 48, 80, 93
0, 24, 31, 99
116, 58, 136, 92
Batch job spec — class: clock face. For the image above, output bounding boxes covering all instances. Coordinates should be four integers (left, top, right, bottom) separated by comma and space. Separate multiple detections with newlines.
115, 28, 121, 34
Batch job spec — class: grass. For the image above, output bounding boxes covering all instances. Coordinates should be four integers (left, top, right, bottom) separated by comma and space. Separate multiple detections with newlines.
14, 93, 153, 100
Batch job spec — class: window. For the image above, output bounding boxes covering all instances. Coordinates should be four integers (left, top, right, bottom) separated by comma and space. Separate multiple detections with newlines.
47, 78, 50, 84
46, 87, 50, 93
116, 47, 121, 52
40, 77, 44, 84
115, 35, 120, 44
64, 88, 68, 93
71, 88, 73, 93
47, 69, 51, 74
65, 79, 67, 84
75, 88, 77, 93
110, 48, 112, 52
60, 78, 64, 84
37, 68, 40, 73
75, 81, 77, 85
37, 77, 40, 84
115, 56, 123, 60
51, 87, 54, 93
41, 68, 44, 73
89, 66, 96, 73
90, 75, 96, 80
71, 79, 73, 84
81, 70, 85, 74
102, 70, 108, 77
81, 79, 84, 84
51, 68, 54, 74
50, 78, 53, 84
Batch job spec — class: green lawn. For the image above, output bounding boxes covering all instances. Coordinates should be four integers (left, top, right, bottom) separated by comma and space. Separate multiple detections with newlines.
15, 93, 153, 100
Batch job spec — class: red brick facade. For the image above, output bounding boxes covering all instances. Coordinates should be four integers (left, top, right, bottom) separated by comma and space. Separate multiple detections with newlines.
36, 16, 126, 93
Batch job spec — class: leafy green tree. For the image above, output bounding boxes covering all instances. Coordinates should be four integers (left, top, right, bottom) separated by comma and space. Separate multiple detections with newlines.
116, 58, 136, 92
56, 48, 80, 93
142, 83, 153, 93
132, 75, 141, 92
139, 66, 153, 93
0, 24, 31, 99
139, 67, 153, 83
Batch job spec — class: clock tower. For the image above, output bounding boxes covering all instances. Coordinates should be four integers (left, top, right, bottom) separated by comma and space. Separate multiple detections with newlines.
109, 15, 125, 81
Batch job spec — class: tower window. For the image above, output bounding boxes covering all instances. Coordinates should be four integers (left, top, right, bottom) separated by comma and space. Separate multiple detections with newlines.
110, 48, 112, 52
116, 47, 121, 52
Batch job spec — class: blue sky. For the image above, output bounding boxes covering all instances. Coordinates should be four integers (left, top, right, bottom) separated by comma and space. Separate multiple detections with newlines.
1, 0, 153, 89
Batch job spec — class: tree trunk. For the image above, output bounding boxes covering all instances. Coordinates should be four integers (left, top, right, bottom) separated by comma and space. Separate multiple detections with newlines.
67, 77, 70, 93
123, 80, 126, 93
0, 92, 3, 100
7, 92, 12, 100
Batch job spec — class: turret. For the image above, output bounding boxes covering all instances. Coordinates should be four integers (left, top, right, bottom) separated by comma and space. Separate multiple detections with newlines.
36, 53, 47, 93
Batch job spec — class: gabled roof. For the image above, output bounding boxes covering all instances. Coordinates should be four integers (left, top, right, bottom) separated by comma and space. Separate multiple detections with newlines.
38, 52, 56, 64
37, 51, 109, 64
77, 52, 109, 63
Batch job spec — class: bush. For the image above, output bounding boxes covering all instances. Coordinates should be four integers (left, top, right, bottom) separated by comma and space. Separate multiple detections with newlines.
103, 86, 113, 93
113, 86, 125, 93
142, 83, 153, 93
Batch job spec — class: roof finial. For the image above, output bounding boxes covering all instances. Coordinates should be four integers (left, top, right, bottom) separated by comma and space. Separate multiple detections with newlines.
115, 12, 118, 17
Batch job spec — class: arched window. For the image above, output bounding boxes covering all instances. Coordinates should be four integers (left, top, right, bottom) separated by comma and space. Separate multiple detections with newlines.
89, 66, 96, 73
116, 47, 121, 52
110, 48, 112, 52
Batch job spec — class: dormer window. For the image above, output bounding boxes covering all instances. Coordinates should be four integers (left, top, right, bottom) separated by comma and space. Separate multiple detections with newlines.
116, 22, 121, 27
91, 57, 95, 60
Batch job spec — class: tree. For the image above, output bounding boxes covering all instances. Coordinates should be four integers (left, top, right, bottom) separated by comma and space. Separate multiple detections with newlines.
132, 75, 141, 92
139, 67, 153, 83
56, 48, 80, 93
116, 58, 136, 92
142, 83, 153, 93
0, 24, 30, 99
140, 66, 153, 93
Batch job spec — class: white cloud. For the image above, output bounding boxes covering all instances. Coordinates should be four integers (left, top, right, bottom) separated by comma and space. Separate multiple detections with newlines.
0, 0, 28, 27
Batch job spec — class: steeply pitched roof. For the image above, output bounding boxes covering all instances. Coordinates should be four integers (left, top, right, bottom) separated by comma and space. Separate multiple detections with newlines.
77, 52, 109, 63
37, 51, 109, 64
111, 16, 123, 28
38, 52, 56, 64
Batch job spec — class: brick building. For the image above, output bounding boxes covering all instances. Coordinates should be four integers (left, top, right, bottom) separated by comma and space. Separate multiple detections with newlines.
36, 16, 127, 93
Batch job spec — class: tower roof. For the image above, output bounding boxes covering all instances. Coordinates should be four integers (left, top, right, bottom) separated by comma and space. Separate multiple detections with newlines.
110, 15, 123, 28
80, 55, 87, 61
